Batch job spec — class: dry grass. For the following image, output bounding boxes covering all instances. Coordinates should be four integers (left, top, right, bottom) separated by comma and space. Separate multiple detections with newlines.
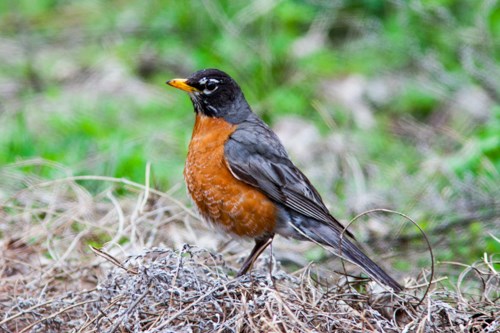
1, 162, 499, 332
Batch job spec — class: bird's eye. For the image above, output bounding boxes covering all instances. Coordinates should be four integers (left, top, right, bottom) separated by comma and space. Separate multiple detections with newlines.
204, 81, 218, 94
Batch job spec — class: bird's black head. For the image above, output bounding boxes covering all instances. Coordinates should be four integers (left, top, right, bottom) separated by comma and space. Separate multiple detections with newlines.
167, 69, 252, 124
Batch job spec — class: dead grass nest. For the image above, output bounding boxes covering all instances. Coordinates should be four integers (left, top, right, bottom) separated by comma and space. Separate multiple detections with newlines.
1, 244, 499, 333
0, 163, 499, 332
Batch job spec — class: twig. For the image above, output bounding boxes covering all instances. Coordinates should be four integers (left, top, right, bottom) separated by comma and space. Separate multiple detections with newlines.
107, 280, 152, 333
19, 299, 97, 333
90, 246, 138, 274
347, 208, 435, 307
150, 279, 238, 332
0, 299, 57, 326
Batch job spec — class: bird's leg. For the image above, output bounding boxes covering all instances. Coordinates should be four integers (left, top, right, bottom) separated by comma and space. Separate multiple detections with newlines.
236, 235, 274, 277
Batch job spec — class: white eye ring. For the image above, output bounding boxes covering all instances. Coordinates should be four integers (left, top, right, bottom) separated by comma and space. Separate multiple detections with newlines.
203, 81, 218, 94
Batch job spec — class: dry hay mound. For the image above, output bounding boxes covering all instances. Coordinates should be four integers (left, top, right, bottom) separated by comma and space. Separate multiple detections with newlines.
1, 244, 499, 332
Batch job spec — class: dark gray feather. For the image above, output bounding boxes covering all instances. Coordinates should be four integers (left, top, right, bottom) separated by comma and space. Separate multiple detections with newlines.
224, 113, 354, 238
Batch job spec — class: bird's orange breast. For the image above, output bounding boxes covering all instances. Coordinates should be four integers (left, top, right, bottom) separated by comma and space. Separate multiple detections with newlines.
184, 114, 276, 237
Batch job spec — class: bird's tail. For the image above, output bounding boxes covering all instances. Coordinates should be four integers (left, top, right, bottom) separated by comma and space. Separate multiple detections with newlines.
305, 222, 402, 292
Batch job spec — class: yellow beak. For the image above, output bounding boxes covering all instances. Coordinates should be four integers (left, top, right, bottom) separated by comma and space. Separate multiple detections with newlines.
166, 78, 200, 93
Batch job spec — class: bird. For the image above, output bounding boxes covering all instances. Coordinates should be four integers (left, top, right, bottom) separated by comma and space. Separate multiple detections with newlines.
166, 68, 402, 291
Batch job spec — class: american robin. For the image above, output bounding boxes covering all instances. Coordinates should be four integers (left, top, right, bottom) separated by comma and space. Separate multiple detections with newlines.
167, 68, 402, 291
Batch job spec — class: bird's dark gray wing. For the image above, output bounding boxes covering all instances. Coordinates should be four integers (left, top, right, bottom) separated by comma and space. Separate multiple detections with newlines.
224, 115, 353, 237
225, 115, 405, 291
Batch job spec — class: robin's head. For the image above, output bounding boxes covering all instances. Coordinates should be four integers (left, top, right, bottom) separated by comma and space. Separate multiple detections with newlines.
167, 69, 251, 123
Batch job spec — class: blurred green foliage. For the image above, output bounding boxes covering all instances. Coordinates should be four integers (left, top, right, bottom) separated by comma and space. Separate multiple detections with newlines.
0, 0, 499, 266
449, 106, 500, 178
